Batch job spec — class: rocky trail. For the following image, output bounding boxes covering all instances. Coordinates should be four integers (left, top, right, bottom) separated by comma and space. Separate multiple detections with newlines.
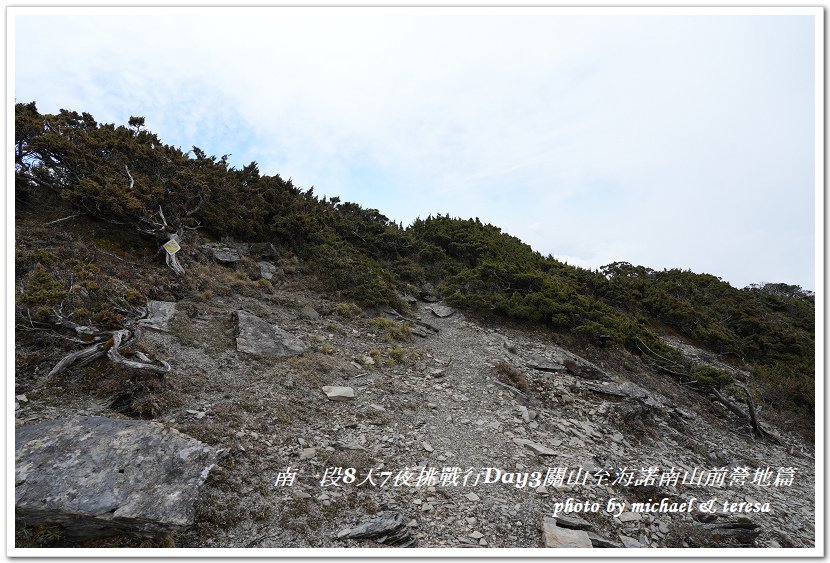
15, 278, 816, 549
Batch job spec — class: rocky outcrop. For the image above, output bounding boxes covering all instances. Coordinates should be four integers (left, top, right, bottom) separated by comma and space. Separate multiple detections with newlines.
15, 416, 218, 539
235, 310, 305, 357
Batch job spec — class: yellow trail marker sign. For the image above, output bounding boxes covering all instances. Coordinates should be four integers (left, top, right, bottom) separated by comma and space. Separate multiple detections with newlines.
163, 239, 181, 254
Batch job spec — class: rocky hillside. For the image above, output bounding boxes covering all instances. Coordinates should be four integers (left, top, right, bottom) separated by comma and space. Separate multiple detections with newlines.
15, 216, 815, 550
14, 104, 816, 550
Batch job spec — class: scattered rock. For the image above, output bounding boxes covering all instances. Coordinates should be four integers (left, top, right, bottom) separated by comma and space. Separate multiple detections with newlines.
587, 532, 623, 548
470, 530, 484, 539
16, 394, 28, 403
299, 448, 316, 460
236, 310, 306, 357
697, 516, 760, 546
618, 511, 643, 523
15, 416, 218, 539
542, 518, 592, 548
322, 386, 355, 401
619, 535, 643, 548
465, 492, 480, 502
421, 442, 434, 452
138, 300, 177, 332
429, 305, 455, 318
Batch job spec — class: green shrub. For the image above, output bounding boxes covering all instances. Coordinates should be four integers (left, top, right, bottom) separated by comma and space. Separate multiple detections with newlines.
21, 265, 66, 307
368, 317, 411, 342
334, 302, 363, 319
690, 365, 732, 389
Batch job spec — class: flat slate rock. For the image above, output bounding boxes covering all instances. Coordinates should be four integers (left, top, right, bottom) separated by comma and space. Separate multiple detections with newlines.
587, 531, 623, 548
528, 357, 566, 372
337, 511, 416, 546
555, 514, 592, 530
429, 305, 455, 318
322, 386, 355, 401
137, 301, 176, 332
513, 438, 557, 456
542, 517, 592, 548
236, 310, 305, 357
15, 416, 218, 539
203, 243, 241, 264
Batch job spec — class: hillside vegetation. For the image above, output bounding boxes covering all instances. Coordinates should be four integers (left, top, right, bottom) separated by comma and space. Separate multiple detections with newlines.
15, 102, 815, 434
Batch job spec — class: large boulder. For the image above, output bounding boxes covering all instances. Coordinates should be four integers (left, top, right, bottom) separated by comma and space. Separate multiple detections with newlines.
236, 310, 306, 357
15, 416, 218, 539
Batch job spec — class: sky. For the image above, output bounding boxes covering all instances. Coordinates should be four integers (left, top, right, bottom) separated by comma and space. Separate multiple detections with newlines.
12, 8, 819, 290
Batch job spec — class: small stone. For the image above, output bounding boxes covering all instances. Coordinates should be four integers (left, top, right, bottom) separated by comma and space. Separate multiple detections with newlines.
368, 404, 386, 412
362, 356, 375, 366
408, 519, 418, 528
195, 411, 206, 420
470, 531, 484, 539
618, 512, 642, 523
300, 447, 317, 460
322, 386, 355, 401
620, 535, 642, 548
421, 442, 434, 452
536, 485, 548, 494
186, 409, 199, 415
465, 492, 480, 502
466, 517, 477, 525
479, 539, 487, 546
293, 491, 312, 499
16, 394, 28, 403
421, 503, 433, 512
337, 528, 352, 538
300, 305, 320, 321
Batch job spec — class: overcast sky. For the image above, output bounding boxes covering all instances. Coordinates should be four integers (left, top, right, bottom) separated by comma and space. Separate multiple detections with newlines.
13, 8, 818, 290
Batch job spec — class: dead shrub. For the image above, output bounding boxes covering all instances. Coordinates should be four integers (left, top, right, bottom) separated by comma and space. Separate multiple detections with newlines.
494, 361, 529, 394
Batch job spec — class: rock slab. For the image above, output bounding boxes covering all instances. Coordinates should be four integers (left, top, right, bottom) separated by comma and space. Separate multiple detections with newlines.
15, 416, 218, 539
542, 517, 593, 548
429, 305, 455, 318
322, 386, 355, 401
138, 300, 177, 332
236, 310, 306, 357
